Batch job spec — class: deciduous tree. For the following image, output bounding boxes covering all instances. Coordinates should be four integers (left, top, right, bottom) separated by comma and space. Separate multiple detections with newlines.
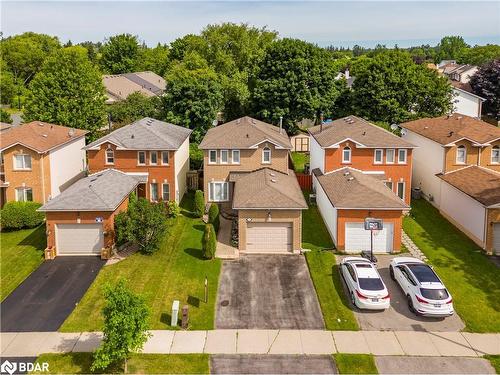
100, 33, 140, 74
108, 92, 161, 127
470, 59, 500, 120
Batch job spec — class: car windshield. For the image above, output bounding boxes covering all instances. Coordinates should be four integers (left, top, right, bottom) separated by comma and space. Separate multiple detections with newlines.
407, 264, 440, 283
358, 278, 384, 291
420, 288, 449, 300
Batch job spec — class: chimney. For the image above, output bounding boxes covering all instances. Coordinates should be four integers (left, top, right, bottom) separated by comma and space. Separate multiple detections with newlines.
345, 69, 350, 79
279, 116, 283, 134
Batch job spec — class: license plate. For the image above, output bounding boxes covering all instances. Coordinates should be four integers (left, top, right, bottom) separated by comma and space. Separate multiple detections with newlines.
434, 304, 441, 308
372, 298, 379, 302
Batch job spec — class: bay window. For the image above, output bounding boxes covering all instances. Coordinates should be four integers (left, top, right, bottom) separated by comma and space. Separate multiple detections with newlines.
209, 182, 228, 202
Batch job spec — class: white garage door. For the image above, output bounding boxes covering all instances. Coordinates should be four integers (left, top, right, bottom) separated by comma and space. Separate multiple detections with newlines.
493, 223, 500, 256
345, 222, 393, 253
56, 224, 104, 256
246, 222, 292, 253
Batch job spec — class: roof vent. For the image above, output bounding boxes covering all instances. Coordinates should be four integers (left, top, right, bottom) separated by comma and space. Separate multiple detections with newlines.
38, 122, 44, 126
270, 179, 277, 183
41, 134, 48, 138
362, 131, 366, 136
68, 129, 75, 137
246, 134, 249, 138
347, 177, 354, 181
131, 134, 135, 139
448, 131, 454, 137
457, 116, 463, 120
269, 172, 276, 177
344, 171, 350, 176
424, 126, 429, 129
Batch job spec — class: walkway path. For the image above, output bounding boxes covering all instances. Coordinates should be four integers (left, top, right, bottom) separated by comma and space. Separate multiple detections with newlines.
215, 217, 238, 259
2, 330, 498, 357
402, 230, 427, 261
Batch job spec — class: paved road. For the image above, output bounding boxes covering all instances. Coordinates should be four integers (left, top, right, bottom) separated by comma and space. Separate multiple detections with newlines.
216, 255, 324, 329
375, 356, 496, 374
1, 257, 104, 332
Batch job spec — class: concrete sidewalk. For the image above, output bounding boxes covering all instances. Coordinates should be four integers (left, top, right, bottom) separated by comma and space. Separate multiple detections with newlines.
1, 330, 499, 358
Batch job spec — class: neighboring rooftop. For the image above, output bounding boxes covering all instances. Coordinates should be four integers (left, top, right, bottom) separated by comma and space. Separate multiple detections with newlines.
0, 122, 12, 132
437, 166, 500, 207
198, 116, 292, 150
450, 81, 485, 100
401, 114, 500, 145
39, 169, 144, 211
441, 63, 477, 76
232, 168, 307, 209
0, 121, 87, 153
313, 167, 409, 209
308, 116, 415, 148
84, 117, 192, 151
103, 71, 166, 104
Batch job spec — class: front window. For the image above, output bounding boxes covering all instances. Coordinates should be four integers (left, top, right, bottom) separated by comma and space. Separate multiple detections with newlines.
138, 151, 146, 165
232, 150, 240, 164
161, 151, 169, 165
262, 147, 271, 164
162, 183, 170, 201
491, 146, 499, 164
14, 154, 32, 170
150, 183, 159, 201
221, 150, 229, 164
209, 150, 217, 164
374, 149, 383, 164
105, 148, 114, 164
150, 151, 158, 165
456, 145, 466, 164
209, 182, 229, 202
386, 149, 395, 164
397, 181, 405, 200
342, 146, 351, 163
398, 149, 407, 164
16, 187, 33, 202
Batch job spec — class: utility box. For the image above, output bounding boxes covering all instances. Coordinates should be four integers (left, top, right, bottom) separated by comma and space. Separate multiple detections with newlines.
171, 300, 180, 327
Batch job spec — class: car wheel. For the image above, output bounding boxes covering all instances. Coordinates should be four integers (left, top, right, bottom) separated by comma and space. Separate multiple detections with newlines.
350, 291, 357, 307
389, 266, 395, 280
407, 295, 417, 314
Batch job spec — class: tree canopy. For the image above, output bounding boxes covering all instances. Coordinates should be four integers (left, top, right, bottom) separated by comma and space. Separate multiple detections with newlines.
435, 35, 469, 62
100, 33, 140, 74
108, 92, 161, 127
470, 59, 500, 120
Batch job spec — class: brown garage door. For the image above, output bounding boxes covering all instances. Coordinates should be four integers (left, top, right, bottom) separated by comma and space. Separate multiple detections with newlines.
246, 222, 292, 253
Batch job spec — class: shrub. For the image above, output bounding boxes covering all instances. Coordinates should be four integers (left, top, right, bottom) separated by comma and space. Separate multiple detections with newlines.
208, 203, 220, 233
194, 190, 205, 218
1, 201, 44, 230
202, 224, 217, 259
114, 211, 131, 246
166, 201, 180, 218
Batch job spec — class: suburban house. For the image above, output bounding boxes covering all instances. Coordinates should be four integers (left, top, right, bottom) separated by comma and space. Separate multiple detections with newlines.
401, 114, 500, 255
84, 117, 191, 203
103, 71, 166, 104
440, 62, 478, 83
39, 169, 144, 256
309, 116, 415, 253
0, 121, 87, 207
199, 116, 307, 254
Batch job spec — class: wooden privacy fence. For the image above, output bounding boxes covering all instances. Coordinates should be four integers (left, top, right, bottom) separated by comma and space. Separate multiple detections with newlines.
296, 173, 312, 191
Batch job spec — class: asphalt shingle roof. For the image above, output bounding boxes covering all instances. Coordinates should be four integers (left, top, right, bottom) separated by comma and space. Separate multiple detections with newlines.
84, 117, 192, 150
39, 169, 144, 211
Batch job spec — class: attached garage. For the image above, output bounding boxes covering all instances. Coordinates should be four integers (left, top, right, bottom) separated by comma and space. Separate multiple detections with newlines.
246, 222, 292, 253
344, 222, 393, 253
56, 224, 104, 256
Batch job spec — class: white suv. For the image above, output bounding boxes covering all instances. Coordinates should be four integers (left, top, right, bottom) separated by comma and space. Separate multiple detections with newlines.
389, 257, 454, 317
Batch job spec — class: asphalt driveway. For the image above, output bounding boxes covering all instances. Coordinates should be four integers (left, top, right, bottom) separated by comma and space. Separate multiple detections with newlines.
337, 255, 465, 331
1, 257, 104, 332
216, 255, 324, 329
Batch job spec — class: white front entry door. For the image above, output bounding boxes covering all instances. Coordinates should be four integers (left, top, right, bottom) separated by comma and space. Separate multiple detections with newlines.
344, 222, 393, 253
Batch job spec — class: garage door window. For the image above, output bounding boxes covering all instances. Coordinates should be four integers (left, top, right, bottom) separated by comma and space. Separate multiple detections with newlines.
209, 182, 228, 202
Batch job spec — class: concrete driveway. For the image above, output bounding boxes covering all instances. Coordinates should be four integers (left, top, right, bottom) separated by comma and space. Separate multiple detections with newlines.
375, 356, 495, 374
211, 355, 337, 374
216, 255, 324, 329
337, 255, 465, 331
1, 257, 104, 332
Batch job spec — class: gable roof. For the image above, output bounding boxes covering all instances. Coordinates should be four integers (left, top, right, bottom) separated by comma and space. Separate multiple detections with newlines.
39, 169, 143, 212
437, 166, 500, 207
0, 121, 87, 153
308, 116, 414, 148
103, 71, 166, 103
232, 168, 307, 209
198, 116, 292, 150
450, 81, 486, 100
84, 117, 192, 151
401, 114, 500, 145
314, 168, 409, 210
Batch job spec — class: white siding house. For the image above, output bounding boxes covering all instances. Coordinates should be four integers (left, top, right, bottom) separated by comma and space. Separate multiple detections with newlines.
309, 135, 325, 173
174, 136, 190, 203
452, 88, 485, 119
313, 174, 337, 243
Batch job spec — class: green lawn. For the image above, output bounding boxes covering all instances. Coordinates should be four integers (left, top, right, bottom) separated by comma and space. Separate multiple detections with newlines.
291, 151, 309, 173
60, 193, 221, 332
485, 355, 500, 374
1, 225, 46, 301
403, 199, 500, 333
334, 354, 378, 374
31, 353, 209, 374
302, 200, 358, 330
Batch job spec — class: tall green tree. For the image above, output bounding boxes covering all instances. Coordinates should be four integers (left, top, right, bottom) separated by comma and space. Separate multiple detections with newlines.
137, 43, 170, 76
470, 59, 500, 120
108, 92, 161, 127
100, 33, 140, 74
251, 38, 343, 133
350, 50, 453, 123
435, 35, 469, 62
0, 60, 16, 105
458, 45, 500, 65
23, 46, 107, 138
0, 109, 12, 124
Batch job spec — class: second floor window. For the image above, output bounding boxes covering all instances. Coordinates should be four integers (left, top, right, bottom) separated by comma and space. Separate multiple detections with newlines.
398, 149, 407, 164
232, 150, 240, 164
150, 151, 158, 165
262, 147, 271, 164
386, 149, 395, 164
15, 187, 33, 202
14, 154, 32, 170
456, 145, 466, 164
221, 150, 229, 164
374, 149, 383, 164
491, 146, 499, 164
105, 148, 114, 164
138, 151, 146, 165
209, 150, 217, 164
161, 151, 169, 165
342, 146, 351, 163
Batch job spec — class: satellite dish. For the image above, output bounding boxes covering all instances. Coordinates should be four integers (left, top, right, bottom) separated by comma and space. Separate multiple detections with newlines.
400, 129, 407, 136
390, 123, 399, 131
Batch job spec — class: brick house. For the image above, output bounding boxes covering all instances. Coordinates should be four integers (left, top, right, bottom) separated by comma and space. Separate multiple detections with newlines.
84, 117, 192, 203
401, 114, 500, 255
0, 121, 87, 207
199, 116, 307, 254
309, 116, 415, 253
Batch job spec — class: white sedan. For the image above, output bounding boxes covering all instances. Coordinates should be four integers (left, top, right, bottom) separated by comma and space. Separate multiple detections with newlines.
389, 257, 454, 317
340, 257, 390, 310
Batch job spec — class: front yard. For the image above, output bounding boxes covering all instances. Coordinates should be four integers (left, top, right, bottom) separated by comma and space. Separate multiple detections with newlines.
403, 199, 500, 333
0, 225, 46, 301
60, 192, 221, 332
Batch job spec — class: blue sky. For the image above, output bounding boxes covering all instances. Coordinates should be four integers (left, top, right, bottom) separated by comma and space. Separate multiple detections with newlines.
1, 1, 499, 47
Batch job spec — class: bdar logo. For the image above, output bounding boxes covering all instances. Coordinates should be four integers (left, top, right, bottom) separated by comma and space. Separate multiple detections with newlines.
1, 360, 17, 375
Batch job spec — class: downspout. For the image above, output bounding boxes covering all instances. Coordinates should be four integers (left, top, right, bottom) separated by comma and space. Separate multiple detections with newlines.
40, 152, 46, 203
483, 208, 488, 251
